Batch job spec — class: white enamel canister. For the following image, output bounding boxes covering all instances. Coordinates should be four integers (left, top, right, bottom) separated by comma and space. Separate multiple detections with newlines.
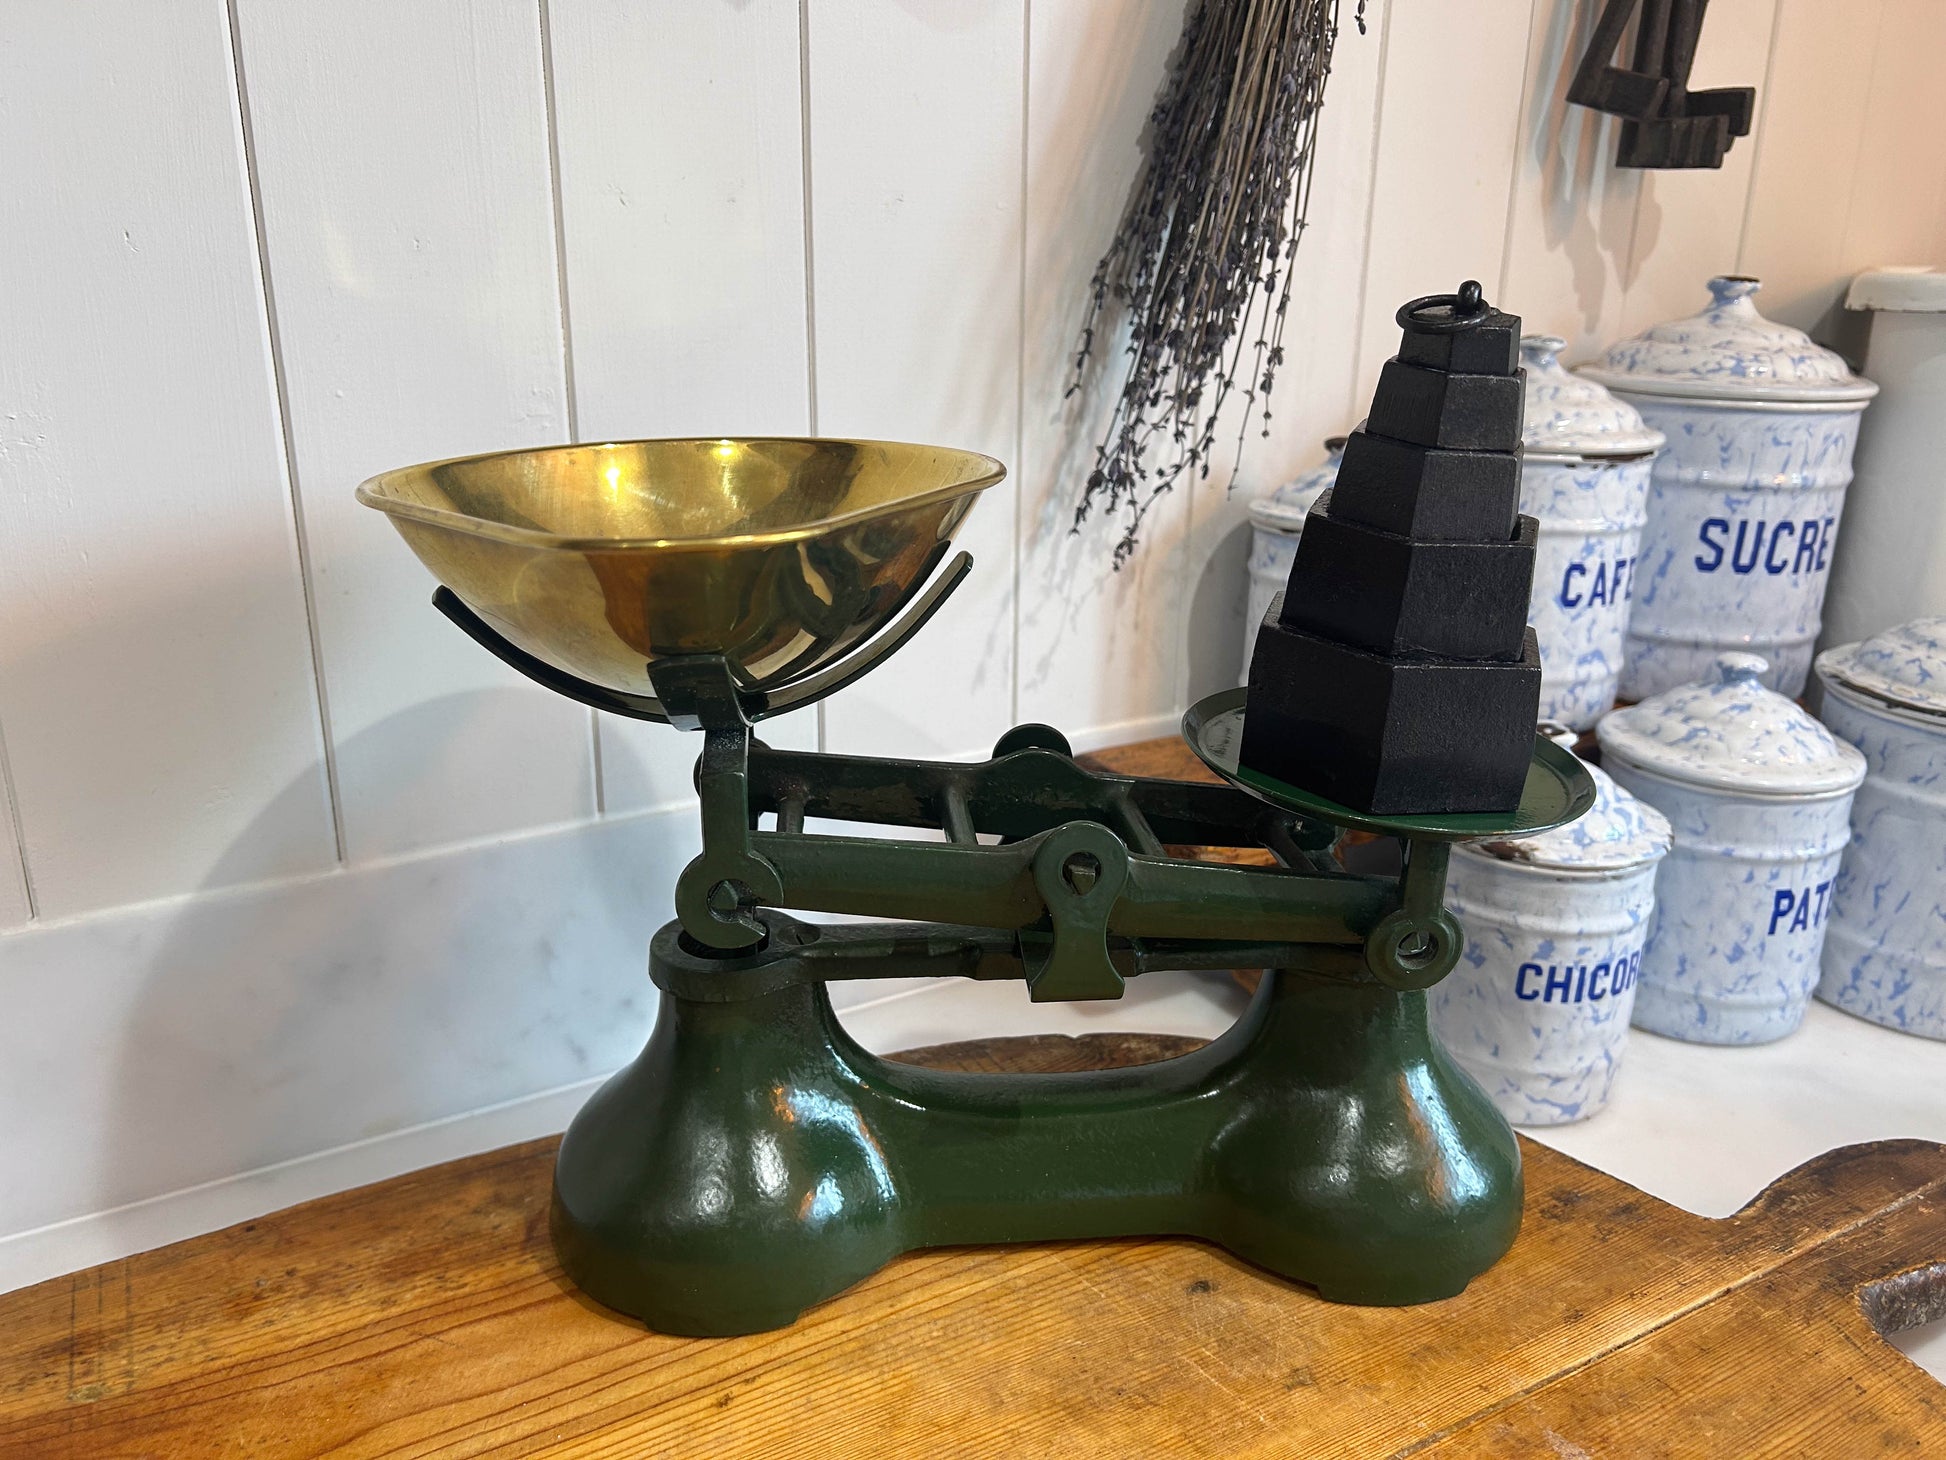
1432, 739, 1672, 1125
1518, 336, 1662, 729
1815, 617, 1946, 1038
1581, 277, 1878, 700
1242, 439, 1341, 677
1596, 653, 1866, 1044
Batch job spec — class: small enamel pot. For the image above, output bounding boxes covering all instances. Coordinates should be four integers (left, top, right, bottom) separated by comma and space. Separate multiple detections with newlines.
1597, 652, 1867, 1044
1815, 617, 1946, 1039
1431, 735, 1672, 1125
1518, 337, 1662, 729
1242, 439, 1341, 680
1581, 277, 1877, 701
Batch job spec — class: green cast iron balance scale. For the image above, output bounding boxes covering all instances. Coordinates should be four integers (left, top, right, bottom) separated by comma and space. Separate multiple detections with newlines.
360, 317, 1590, 1338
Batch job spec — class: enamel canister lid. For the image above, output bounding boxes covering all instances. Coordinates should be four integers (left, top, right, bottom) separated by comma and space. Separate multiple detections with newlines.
1247, 438, 1343, 534
1519, 335, 1663, 461
1466, 751, 1671, 873
1579, 276, 1878, 405
1596, 652, 1867, 796
1816, 616, 1946, 722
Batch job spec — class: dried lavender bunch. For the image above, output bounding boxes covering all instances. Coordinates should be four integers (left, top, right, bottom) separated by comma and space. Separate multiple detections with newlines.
1070, 0, 1359, 564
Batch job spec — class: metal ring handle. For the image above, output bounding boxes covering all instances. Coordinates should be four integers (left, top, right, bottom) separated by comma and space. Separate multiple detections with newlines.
1395, 279, 1489, 333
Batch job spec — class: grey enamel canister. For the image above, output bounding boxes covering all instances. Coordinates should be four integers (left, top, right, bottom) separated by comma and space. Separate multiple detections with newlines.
1518, 337, 1662, 729
1242, 440, 1341, 678
1431, 740, 1671, 1125
1581, 277, 1877, 701
1596, 653, 1866, 1045
1815, 618, 1946, 1039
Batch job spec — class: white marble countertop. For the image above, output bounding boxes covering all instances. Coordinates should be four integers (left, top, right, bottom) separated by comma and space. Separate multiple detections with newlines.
840, 972, 1946, 1383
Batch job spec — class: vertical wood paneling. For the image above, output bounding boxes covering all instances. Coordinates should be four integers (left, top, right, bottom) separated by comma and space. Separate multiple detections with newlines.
0, 0, 335, 917
0, 0, 1937, 910
1936, 164, 1946, 268
1736, 0, 1885, 333
1352, 0, 1537, 409
1837, 1, 1946, 281
1255, 0, 1391, 460
1615, 0, 1778, 340
807, 0, 1024, 761
0, 745, 29, 927
546, 0, 819, 813
550, 1, 810, 442
1498, 0, 1641, 355
233, 0, 594, 863
1016, 0, 1191, 740
1181, 0, 1390, 699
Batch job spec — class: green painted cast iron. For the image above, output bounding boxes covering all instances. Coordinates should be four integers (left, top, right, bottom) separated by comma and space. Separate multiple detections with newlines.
363, 438, 1596, 1337
555, 919, 1519, 1336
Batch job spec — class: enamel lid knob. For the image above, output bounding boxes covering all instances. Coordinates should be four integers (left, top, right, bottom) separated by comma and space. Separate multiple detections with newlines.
1816, 616, 1946, 721
1579, 276, 1878, 404
1596, 652, 1867, 795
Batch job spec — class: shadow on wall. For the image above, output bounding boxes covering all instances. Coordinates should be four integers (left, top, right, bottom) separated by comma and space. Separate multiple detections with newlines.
0, 546, 337, 916
1524, 0, 1638, 343
1015, 0, 1197, 725
1187, 517, 1255, 699
67, 689, 673, 1238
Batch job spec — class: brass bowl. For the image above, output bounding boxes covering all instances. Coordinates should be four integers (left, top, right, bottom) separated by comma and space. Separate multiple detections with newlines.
357, 437, 1004, 696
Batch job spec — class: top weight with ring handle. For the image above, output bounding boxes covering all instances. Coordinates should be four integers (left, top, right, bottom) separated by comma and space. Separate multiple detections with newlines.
1242, 280, 1543, 816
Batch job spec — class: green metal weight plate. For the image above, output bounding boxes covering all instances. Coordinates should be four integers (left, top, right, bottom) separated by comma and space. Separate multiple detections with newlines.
1181, 688, 1596, 843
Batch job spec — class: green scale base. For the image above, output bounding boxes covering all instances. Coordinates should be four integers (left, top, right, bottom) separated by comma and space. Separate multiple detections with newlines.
422, 585, 1593, 1339
552, 921, 1520, 1337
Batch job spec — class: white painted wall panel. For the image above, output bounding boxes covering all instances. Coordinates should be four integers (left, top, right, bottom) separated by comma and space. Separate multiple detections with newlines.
233, 0, 594, 863
550, 0, 811, 443
0, 747, 29, 927
1838, 1, 1946, 280
807, 0, 1024, 761
1254, 0, 1391, 469
1737, 0, 1885, 332
547, 0, 818, 812
1498, 0, 1640, 355
1352, 0, 1537, 408
1614, 0, 1777, 341
1016, 0, 1191, 740
0, 0, 335, 917
1183, 0, 1390, 699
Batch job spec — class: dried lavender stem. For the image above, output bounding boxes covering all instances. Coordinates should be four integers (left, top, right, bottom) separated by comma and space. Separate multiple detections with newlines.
1071, 0, 1357, 565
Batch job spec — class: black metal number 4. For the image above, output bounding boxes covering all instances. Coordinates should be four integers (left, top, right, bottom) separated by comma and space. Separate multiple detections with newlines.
1567, 0, 1757, 170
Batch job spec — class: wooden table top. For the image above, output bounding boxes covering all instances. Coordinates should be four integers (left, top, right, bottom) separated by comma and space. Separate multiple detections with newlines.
3, 739, 1943, 1456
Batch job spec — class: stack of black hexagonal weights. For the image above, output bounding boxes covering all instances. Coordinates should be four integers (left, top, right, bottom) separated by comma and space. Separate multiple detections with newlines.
1240, 281, 1541, 815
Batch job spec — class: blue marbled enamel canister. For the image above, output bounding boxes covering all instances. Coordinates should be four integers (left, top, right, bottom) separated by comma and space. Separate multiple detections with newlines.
1597, 653, 1866, 1044
1242, 439, 1341, 678
1815, 618, 1946, 1039
1518, 337, 1662, 729
1581, 277, 1877, 701
1432, 743, 1671, 1125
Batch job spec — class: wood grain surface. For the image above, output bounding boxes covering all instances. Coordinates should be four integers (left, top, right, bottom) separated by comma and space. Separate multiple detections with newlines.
2, 1029, 1942, 1458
